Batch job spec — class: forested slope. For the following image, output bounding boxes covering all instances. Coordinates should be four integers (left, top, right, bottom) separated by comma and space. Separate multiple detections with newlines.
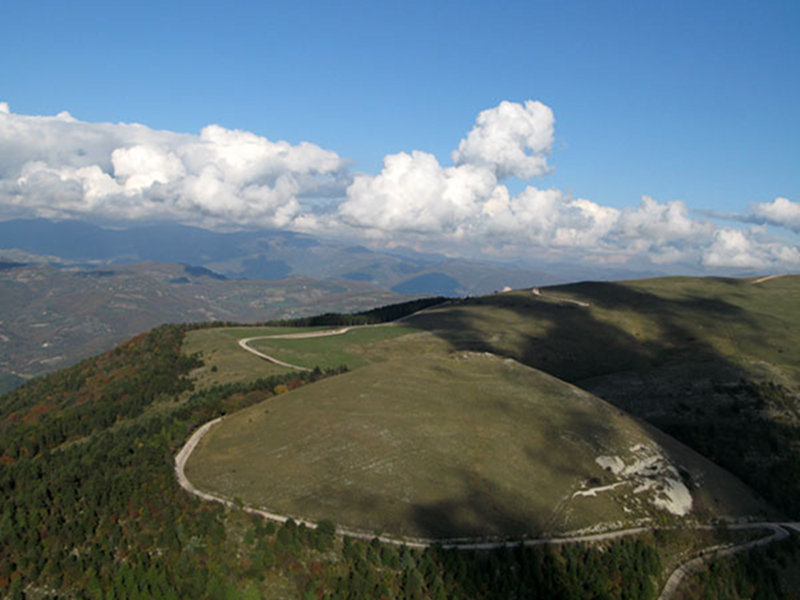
0, 322, 677, 599
0, 287, 798, 598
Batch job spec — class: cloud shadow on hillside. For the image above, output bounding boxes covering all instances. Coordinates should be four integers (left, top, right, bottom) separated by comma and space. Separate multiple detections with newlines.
408, 280, 798, 519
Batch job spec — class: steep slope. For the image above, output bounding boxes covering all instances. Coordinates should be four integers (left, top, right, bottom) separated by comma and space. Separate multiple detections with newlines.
405, 275, 800, 516
186, 328, 775, 540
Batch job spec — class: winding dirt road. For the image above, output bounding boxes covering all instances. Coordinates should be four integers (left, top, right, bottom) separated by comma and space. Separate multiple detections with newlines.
238, 336, 313, 371
239, 324, 383, 371
658, 523, 791, 600
177, 306, 799, 596
531, 287, 591, 307
751, 274, 787, 285
236, 306, 448, 371
175, 415, 799, 592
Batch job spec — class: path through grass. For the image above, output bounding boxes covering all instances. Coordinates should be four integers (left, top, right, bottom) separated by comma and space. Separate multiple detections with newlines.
247, 324, 421, 371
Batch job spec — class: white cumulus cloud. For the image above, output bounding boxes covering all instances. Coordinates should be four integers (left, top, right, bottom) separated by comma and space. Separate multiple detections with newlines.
481, 186, 620, 248
702, 227, 800, 269
452, 100, 554, 179
327, 99, 800, 271
1, 100, 798, 273
337, 100, 616, 251
610, 196, 716, 263
111, 145, 186, 194
338, 155, 622, 251
749, 197, 800, 233
616, 196, 712, 244
340, 151, 498, 236
0, 103, 348, 228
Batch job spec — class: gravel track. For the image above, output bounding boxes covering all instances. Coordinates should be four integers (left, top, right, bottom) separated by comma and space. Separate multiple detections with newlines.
178, 302, 798, 596
175, 415, 798, 587
658, 523, 792, 600
531, 287, 591, 307
751, 274, 787, 284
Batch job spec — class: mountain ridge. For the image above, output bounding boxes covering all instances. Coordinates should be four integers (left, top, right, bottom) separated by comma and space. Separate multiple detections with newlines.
0, 217, 639, 295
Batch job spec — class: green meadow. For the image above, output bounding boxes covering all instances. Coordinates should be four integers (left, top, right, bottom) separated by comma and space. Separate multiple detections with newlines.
186, 325, 773, 540
247, 324, 422, 370
182, 326, 307, 388
184, 275, 799, 539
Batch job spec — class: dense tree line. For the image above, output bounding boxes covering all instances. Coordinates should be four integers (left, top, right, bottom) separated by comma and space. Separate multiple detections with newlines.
678, 534, 800, 600
0, 325, 201, 461
185, 296, 449, 331
272, 296, 449, 327
0, 321, 794, 598
0, 325, 343, 597
320, 536, 661, 600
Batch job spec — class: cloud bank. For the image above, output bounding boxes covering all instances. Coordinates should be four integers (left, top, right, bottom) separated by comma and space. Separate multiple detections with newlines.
1, 101, 798, 271
0, 105, 348, 228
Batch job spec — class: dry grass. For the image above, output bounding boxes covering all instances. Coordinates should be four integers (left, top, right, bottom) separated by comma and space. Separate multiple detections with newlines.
182, 326, 300, 389
186, 333, 771, 539
185, 276, 795, 538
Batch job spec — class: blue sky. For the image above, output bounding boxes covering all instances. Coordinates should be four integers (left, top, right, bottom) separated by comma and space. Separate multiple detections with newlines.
1, 0, 799, 271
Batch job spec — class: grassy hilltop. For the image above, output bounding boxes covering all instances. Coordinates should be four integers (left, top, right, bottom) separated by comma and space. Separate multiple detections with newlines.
185, 276, 799, 539
1, 275, 799, 598
187, 338, 770, 539
405, 275, 800, 517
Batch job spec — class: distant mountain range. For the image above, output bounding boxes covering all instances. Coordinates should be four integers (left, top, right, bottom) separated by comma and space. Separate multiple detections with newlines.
0, 261, 405, 386
0, 218, 666, 390
0, 218, 645, 296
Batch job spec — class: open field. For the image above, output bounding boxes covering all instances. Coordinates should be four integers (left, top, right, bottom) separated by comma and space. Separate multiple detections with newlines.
406, 275, 800, 385
186, 330, 774, 540
247, 324, 422, 370
406, 275, 800, 517
182, 326, 315, 388
184, 324, 422, 389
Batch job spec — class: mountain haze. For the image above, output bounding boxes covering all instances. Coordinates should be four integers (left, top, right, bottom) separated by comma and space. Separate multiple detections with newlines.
0, 261, 406, 382
0, 218, 560, 295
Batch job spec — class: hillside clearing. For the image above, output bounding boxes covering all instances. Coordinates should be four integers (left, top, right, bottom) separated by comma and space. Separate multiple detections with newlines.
185, 334, 773, 539
246, 324, 422, 371
406, 275, 800, 518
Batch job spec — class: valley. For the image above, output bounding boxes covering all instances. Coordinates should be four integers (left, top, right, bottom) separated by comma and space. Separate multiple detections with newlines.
0, 261, 408, 383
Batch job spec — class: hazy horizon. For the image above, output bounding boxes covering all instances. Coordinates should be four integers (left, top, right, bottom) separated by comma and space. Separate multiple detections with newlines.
2, 1, 798, 274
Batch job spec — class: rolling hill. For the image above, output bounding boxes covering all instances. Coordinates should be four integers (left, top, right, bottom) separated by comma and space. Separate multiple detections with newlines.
0, 261, 407, 382
184, 276, 800, 540
404, 275, 800, 517
186, 329, 773, 540
2, 275, 799, 598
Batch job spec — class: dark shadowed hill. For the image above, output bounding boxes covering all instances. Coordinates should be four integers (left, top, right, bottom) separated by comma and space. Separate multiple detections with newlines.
406, 275, 800, 518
